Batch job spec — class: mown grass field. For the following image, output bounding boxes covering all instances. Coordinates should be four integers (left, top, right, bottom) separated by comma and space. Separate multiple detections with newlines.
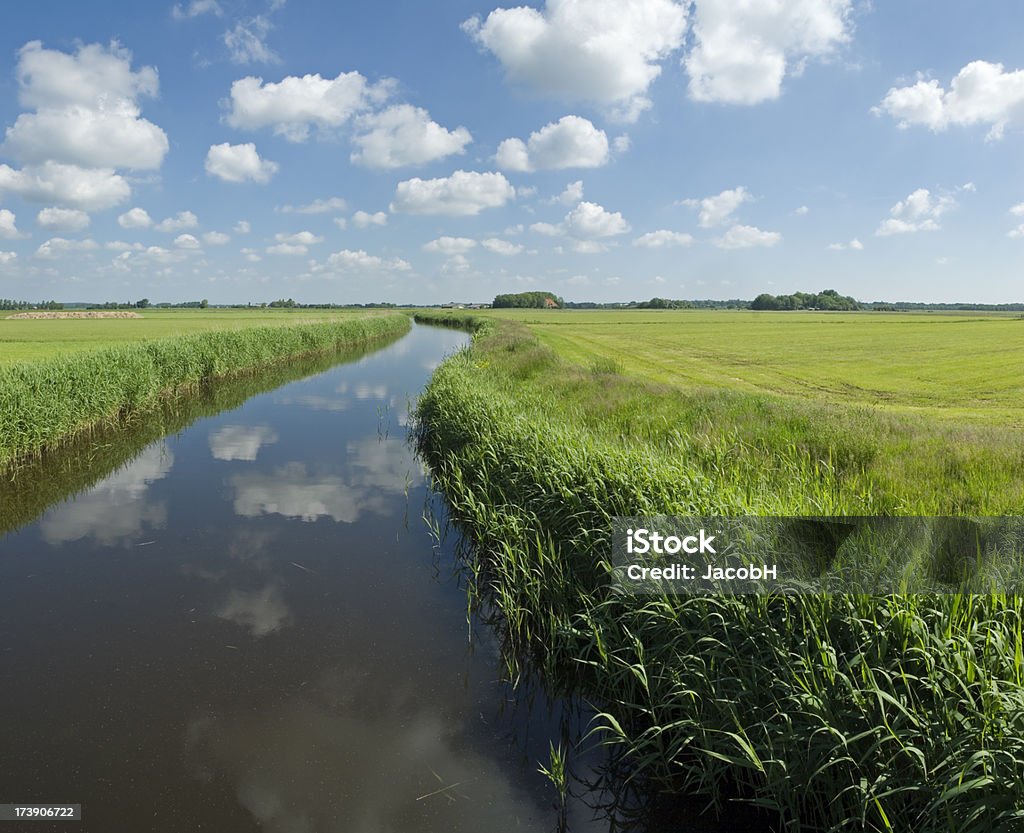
484, 309, 1024, 426
0, 308, 378, 365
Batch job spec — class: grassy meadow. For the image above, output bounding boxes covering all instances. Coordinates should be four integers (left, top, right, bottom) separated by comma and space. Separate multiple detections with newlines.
0, 307, 382, 365
412, 309, 1024, 832
486, 308, 1024, 425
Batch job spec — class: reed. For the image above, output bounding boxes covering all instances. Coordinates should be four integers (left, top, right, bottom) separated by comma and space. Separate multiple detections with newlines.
413, 310, 1024, 832
0, 314, 410, 471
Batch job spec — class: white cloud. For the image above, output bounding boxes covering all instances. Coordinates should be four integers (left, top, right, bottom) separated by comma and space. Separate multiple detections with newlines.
686, 0, 854, 105
795, 204, 810, 215
633, 229, 693, 247
234, 220, 251, 234
118, 207, 152, 228
713, 224, 781, 249
266, 243, 308, 256
209, 424, 277, 461
613, 134, 631, 153
104, 240, 143, 251
551, 180, 584, 206
684, 186, 752, 228
317, 248, 412, 274
155, 211, 198, 232
875, 188, 955, 236
3, 40, 167, 176
496, 115, 609, 172
529, 221, 562, 236
223, 15, 280, 65
35, 237, 99, 258
277, 197, 346, 214
876, 61, 1024, 141
225, 71, 394, 142
172, 0, 222, 19
203, 231, 230, 245
351, 104, 472, 169
463, 0, 688, 121
1010, 202, 1024, 217
275, 231, 323, 246
352, 210, 388, 228
174, 233, 201, 249
1009, 225, 1024, 239
391, 170, 515, 216
0, 209, 24, 239
828, 238, 863, 250
205, 142, 279, 183
0, 161, 130, 210
423, 236, 476, 255
0, 251, 16, 265
37, 206, 90, 232
333, 217, 348, 230
563, 201, 630, 239
481, 238, 524, 255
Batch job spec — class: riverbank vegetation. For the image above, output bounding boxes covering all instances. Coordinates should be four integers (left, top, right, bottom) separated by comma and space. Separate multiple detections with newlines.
413, 309, 1024, 832
0, 313, 409, 471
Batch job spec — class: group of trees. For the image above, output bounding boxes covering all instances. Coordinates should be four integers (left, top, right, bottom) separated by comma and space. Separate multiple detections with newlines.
492, 291, 563, 308
750, 289, 861, 311
0, 299, 64, 310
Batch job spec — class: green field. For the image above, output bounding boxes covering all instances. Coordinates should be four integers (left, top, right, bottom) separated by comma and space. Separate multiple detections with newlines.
0, 308, 378, 365
485, 309, 1024, 426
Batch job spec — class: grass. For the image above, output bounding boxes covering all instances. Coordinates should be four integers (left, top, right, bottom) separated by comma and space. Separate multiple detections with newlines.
0, 308, 380, 365
483, 309, 1024, 426
412, 310, 1024, 832
0, 313, 410, 470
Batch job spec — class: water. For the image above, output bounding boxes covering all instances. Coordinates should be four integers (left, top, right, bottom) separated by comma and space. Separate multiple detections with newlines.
0, 324, 760, 833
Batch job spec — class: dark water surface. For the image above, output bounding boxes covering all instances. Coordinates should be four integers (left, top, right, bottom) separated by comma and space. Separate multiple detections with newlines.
0, 325, 753, 833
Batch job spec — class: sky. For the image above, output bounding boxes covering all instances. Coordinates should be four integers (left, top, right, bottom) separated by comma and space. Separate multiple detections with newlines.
0, 0, 1023, 305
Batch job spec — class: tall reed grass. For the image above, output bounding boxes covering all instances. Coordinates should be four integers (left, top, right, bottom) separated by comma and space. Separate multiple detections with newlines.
0, 314, 409, 470
413, 310, 1024, 832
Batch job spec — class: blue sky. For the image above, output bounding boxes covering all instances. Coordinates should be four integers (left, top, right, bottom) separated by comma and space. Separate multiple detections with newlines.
0, 0, 1023, 304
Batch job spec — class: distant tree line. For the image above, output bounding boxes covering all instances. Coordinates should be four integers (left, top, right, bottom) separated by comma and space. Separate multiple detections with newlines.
750, 289, 861, 310
0, 299, 64, 310
492, 291, 563, 308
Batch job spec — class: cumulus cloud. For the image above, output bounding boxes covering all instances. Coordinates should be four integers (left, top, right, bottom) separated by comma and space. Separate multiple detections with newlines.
275, 231, 323, 245
563, 201, 630, 239
352, 210, 387, 228
155, 211, 198, 232
118, 207, 152, 228
37, 206, 90, 232
481, 238, 524, 255
2, 41, 168, 171
875, 188, 955, 236
686, 0, 854, 105
266, 243, 307, 255
0, 209, 24, 239
316, 248, 411, 274
633, 229, 694, 247
551, 180, 584, 206
35, 237, 99, 259
390, 170, 515, 216
463, 0, 688, 121
205, 142, 279, 183
828, 238, 864, 250
713, 224, 781, 249
351, 104, 472, 169
0, 161, 130, 210
225, 71, 394, 142
422, 236, 476, 255
682, 186, 752, 228
174, 233, 201, 249
496, 116, 609, 172
277, 197, 346, 214
234, 220, 251, 234
0, 251, 16, 265
203, 231, 230, 245
875, 61, 1024, 141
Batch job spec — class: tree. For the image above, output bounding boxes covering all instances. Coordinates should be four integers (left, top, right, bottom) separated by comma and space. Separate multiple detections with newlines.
200, 299, 209, 308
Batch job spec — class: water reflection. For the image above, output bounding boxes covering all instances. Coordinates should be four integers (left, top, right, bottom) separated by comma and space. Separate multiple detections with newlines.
39, 442, 172, 546
230, 462, 387, 523
216, 583, 292, 636
210, 424, 279, 461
